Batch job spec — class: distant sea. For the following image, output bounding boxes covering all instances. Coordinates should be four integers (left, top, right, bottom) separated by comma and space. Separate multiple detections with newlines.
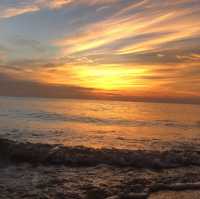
0, 96, 200, 151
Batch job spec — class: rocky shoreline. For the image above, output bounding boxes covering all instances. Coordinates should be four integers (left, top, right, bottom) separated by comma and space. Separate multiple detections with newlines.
1, 138, 200, 198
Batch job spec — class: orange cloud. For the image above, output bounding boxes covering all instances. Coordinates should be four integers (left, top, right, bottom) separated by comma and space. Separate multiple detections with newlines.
37, 0, 73, 9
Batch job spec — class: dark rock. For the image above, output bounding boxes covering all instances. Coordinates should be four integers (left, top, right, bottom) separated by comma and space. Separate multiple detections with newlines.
85, 187, 107, 199
120, 192, 148, 199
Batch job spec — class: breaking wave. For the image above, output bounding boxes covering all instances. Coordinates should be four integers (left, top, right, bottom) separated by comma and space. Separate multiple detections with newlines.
1, 138, 200, 169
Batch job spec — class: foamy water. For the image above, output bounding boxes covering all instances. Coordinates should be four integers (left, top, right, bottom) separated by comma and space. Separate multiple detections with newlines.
0, 96, 200, 150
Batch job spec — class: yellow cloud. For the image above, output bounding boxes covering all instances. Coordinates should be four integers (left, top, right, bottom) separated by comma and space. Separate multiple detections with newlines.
39, 63, 152, 92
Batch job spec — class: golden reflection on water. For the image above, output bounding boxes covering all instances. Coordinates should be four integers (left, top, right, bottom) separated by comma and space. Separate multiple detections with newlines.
0, 97, 200, 150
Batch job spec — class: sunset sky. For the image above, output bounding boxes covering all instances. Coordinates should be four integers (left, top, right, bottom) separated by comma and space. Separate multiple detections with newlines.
0, 0, 200, 103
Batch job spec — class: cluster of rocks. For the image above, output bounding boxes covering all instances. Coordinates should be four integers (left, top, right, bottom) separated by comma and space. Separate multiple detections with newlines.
1, 138, 200, 169
1, 163, 200, 199
2, 138, 200, 198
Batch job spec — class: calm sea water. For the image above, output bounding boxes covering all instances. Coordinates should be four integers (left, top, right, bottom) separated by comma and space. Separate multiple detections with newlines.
0, 96, 200, 150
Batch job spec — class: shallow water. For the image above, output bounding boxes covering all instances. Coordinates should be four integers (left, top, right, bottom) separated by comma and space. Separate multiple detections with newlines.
0, 96, 200, 150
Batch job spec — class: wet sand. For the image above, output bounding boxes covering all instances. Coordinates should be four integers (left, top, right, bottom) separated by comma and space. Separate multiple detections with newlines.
150, 191, 200, 199
1, 164, 200, 199
1, 138, 200, 199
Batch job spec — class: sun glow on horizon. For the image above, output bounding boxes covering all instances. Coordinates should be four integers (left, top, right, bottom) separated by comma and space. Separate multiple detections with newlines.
1, 0, 200, 101
48, 64, 150, 91
75, 66, 148, 90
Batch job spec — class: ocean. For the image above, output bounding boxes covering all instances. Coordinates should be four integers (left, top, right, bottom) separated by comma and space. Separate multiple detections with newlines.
1, 96, 200, 199
0, 96, 200, 150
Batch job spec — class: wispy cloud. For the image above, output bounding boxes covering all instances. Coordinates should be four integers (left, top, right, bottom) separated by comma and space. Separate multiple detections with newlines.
0, 0, 120, 19
37, 0, 73, 9
0, 5, 39, 18
0, 0, 72, 18
176, 53, 200, 62
55, 0, 200, 56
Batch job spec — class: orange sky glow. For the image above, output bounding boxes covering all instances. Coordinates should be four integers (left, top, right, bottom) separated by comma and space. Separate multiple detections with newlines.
0, 0, 200, 103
